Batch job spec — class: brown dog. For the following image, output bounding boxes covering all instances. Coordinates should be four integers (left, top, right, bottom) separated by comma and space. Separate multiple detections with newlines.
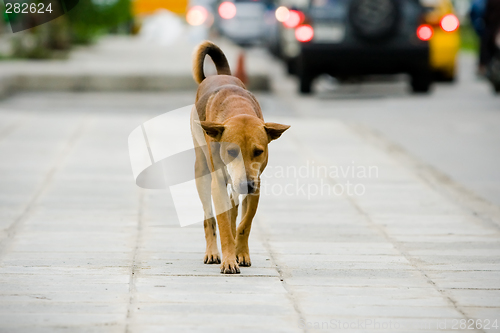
191, 41, 290, 274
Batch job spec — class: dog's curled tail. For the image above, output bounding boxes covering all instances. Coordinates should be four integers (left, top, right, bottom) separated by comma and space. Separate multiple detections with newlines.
192, 41, 231, 84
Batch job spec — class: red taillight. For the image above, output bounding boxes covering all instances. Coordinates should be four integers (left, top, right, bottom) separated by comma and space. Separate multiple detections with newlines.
417, 24, 433, 41
187, 6, 208, 26
283, 10, 304, 28
440, 14, 459, 32
219, 2, 236, 19
295, 24, 314, 42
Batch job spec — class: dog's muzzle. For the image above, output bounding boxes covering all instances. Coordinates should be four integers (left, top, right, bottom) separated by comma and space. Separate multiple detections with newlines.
239, 180, 256, 194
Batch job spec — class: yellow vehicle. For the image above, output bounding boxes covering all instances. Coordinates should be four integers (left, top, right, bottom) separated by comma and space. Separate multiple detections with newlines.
133, 0, 188, 16
421, 0, 461, 81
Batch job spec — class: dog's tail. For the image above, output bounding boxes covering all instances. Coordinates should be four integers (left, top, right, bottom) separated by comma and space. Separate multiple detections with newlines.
192, 41, 231, 84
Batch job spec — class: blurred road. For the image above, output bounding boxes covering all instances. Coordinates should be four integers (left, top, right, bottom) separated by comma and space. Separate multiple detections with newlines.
266, 52, 500, 207
0, 45, 499, 332
2, 34, 498, 207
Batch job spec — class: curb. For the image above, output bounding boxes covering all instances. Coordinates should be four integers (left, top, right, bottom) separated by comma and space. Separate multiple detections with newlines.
0, 73, 270, 97
0, 75, 13, 99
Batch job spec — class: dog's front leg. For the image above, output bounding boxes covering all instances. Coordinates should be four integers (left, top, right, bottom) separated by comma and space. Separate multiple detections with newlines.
235, 193, 259, 267
211, 169, 240, 274
229, 188, 239, 239
194, 148, 220, 264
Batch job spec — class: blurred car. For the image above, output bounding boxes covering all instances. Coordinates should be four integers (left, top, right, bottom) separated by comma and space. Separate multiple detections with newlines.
264, 6, 281, 57
487, 24, 500, 93
264, 0, 308, 58
214, 0, 274, 46
276, 0, 434, 94
420, 0, 460, 81
134, 0, 188, 16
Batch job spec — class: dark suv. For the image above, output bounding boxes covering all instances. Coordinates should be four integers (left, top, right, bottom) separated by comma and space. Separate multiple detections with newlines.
280, 0, 432, 94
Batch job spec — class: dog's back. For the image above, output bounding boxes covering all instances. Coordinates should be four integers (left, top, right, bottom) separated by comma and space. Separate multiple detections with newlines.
192, 41, 261, 122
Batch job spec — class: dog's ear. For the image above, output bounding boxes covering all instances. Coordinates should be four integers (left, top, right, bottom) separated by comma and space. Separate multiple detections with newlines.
200, 121, 225, 141
264, 123, 290, 142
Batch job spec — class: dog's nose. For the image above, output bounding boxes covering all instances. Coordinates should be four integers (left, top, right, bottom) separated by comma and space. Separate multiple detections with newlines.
239, 180, 255, 194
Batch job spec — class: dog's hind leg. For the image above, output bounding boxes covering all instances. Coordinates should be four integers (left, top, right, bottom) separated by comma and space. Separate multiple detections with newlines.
235, 194, 259, 267
203, 216, 220, 264
195, 150, 220, 265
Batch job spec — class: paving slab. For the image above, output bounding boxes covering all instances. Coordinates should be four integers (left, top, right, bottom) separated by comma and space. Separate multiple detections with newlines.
0, 87, 499, 332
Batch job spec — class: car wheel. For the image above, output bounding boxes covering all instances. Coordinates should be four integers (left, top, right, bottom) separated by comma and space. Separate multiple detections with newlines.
287, 59, 297, 75
433, 69, 456, 83
297, 56, 313, 94
494, 83, 500, 94
441, 74, 456, 83
410, 73, 432, 94
299, 74, 313, 94
488, 53, 500, 93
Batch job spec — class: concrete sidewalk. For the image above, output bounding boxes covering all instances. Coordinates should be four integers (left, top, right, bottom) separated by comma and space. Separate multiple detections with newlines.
0, 36, 270, 95
0, 90, 499, 333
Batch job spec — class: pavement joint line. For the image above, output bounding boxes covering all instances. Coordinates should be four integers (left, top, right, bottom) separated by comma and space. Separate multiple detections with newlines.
125, 189, 144, 333
141, 269, 500, 273
447, 288, 500, 290
284, 128, 486, 333
254, 217, 309, 333
349, 123, 500, 231
140, 124, 155, 164
0, 115, 90, 262
141, 274, 282, 277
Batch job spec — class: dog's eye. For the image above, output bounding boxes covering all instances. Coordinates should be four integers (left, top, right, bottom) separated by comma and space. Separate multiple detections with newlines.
227, 149, 239, 158
254, 149, 264, 157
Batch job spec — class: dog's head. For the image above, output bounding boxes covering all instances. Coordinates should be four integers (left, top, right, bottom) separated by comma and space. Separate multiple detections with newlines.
201, 115, 289, 195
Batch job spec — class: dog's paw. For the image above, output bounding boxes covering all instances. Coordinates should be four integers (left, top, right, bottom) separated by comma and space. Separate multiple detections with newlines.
220, 258, 240, 274
236, 252, 251, 267
204, 252, 221, 264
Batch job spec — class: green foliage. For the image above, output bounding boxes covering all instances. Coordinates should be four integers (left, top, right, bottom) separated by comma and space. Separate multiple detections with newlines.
460, 24, 480, 52
2, 0, 132, 59
2, 2, 8, 24
67, 0, 132, 44
8, 16, 71, 59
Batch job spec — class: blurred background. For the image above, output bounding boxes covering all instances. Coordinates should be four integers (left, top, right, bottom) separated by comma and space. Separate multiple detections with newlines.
0, 0, 495, 87
0, 0, 488, 66
1, 0, 498, 94
1, 0, 498, 202
0, 1, 500, 330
